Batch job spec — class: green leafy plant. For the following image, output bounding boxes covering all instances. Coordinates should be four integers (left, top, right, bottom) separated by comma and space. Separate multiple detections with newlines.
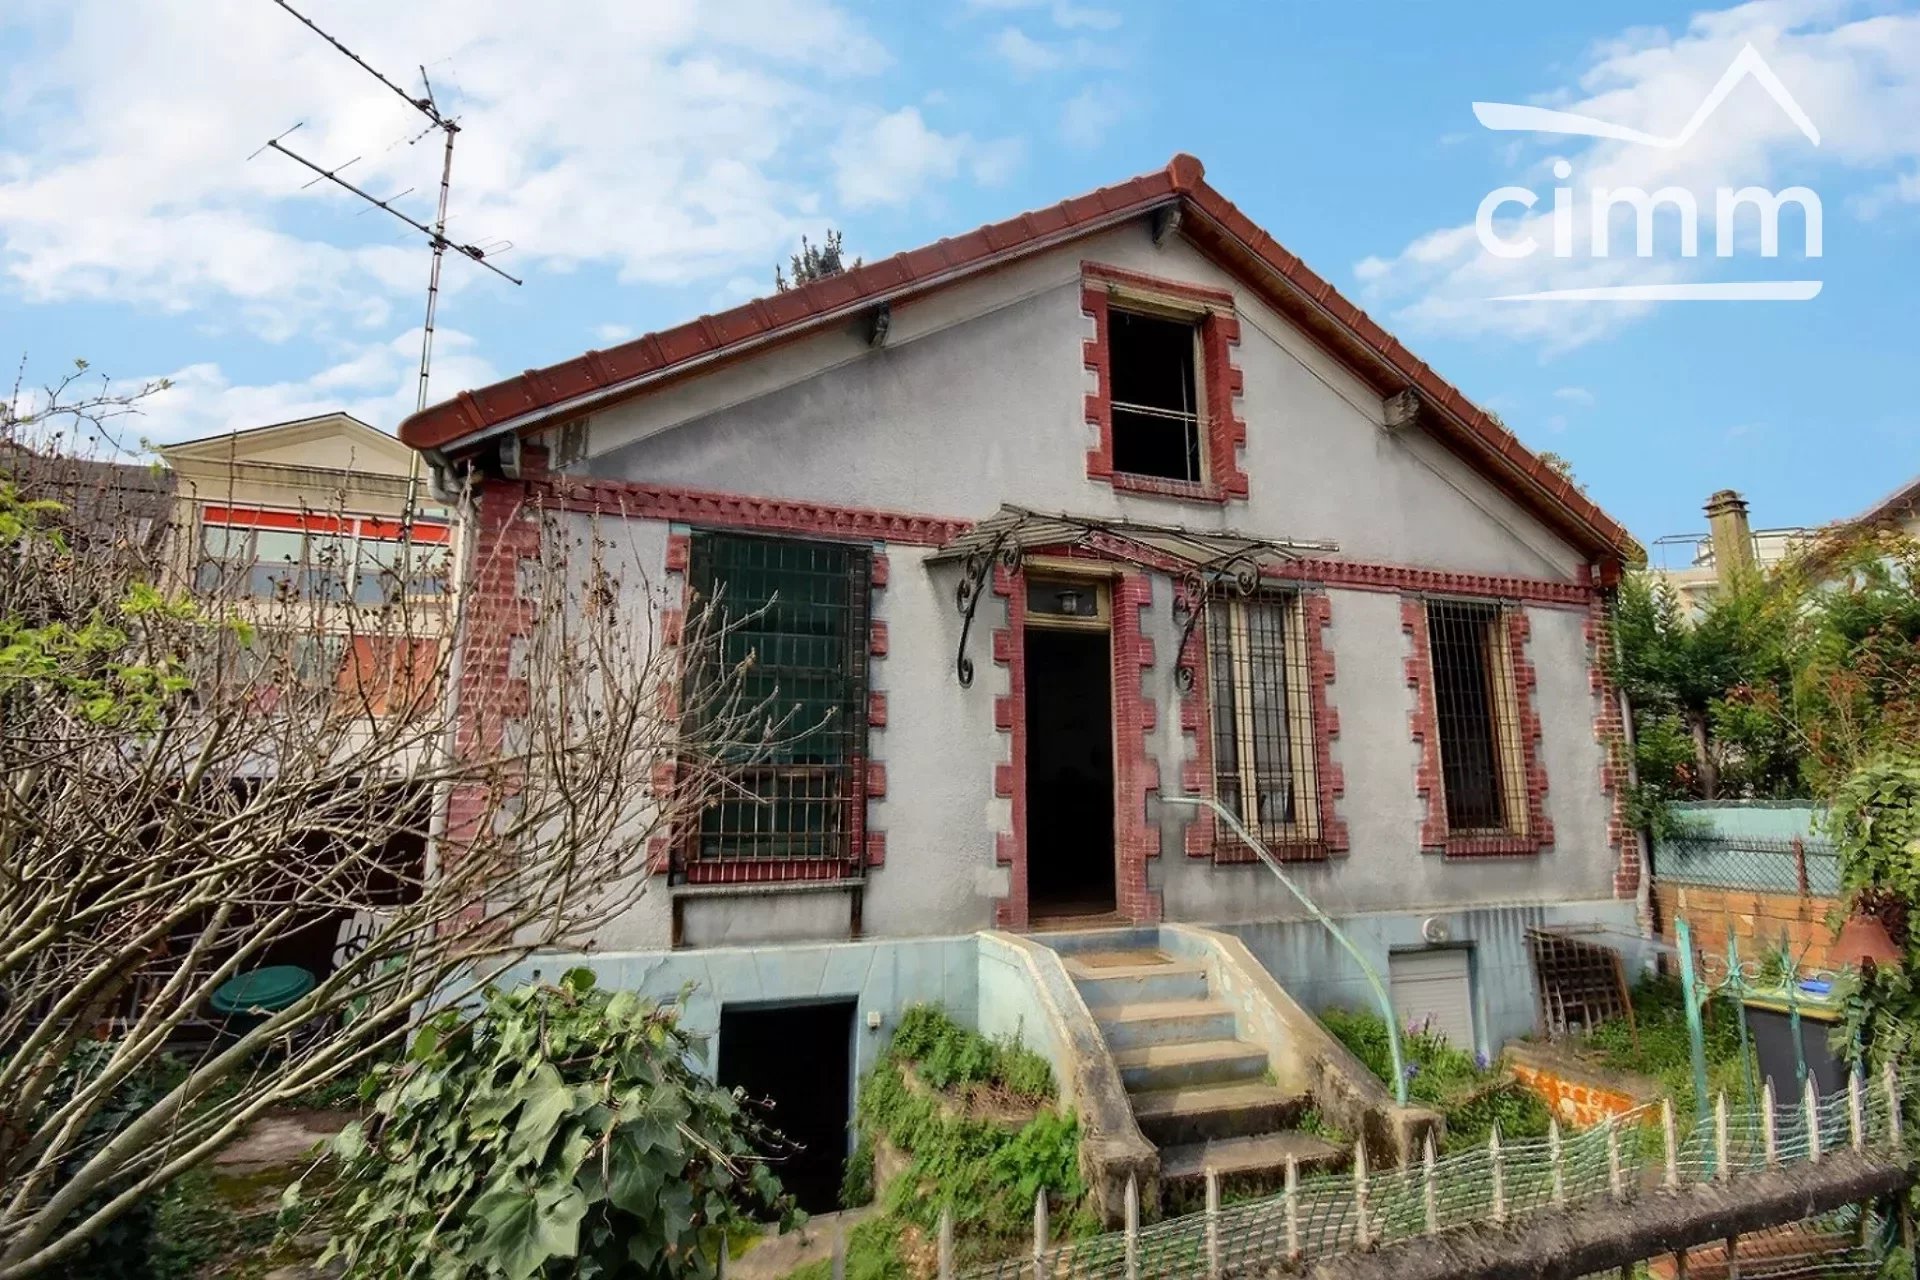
312, 970, 797, 1280
849, 1006, 1088, 1264
1828, 756, 1920, 1062
1319, 1008, 1550, 1150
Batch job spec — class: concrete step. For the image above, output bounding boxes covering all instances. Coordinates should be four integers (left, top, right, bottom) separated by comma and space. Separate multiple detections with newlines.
1068, 958, 1209, 1007
1130, 1081, 1310, 1147
1114, 1039, 1268, 1093
1094, 999, 1238, 1052
1158, 1132, 1348, 1186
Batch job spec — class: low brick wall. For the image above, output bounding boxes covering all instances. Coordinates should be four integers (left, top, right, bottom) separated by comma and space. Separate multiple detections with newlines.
1504, 1042, 1658, 1127
1652, 880, 1842, 978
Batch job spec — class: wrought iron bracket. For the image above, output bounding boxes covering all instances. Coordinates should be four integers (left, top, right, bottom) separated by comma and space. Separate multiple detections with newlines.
1171, 552, 1265, 690
954, 526, 1020, 687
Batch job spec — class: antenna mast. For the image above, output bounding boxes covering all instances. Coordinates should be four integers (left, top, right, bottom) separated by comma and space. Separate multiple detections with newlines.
261, 0, 520, 509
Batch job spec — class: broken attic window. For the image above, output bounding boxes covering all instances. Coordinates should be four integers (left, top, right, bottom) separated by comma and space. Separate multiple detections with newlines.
1108, 308, 1202, 483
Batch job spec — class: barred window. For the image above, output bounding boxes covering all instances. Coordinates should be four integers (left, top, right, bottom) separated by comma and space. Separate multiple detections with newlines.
685, 531, 870, 870
1425, 600, 1528, 835
1208, 594, 1320, 846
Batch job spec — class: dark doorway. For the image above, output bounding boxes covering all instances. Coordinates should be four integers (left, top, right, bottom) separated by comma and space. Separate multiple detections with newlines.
1025, 628, 1116, 917
718, 1000, 855, 1213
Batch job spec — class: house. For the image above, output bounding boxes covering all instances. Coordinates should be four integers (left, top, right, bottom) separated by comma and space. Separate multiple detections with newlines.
160, 411, 455, 616
400, 155, 1641, 1208
157, 413, 457, 978
1653, 478, 1920, 613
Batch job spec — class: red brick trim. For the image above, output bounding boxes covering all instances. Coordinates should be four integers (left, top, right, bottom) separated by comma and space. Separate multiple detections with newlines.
1403, 597, 1552, 859
1180, 588, 1345, 864
654, 521, 888, 883
991, 559, 1162, 926
542, 473, 1600, 609
540, 476, 970, 546
446, 484, 541, 869
1277, 559, 1595, 608
1111, 570, 1164, 922
1082, 262, 1248, 503
1586, 588, 1638, 898
991, 563, 1028, 929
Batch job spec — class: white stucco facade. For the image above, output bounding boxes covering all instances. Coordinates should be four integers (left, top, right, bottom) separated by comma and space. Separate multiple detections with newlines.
460, 218, 1634, 975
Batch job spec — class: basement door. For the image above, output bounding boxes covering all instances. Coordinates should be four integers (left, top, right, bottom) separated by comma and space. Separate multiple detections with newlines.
1388, 948, 1476, 1053
1023, 575, 1116, 920
718, 1000, 856, 1214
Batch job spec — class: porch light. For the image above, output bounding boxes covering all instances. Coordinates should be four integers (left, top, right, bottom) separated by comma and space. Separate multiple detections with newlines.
1054, 588, 1084, 615
1835, 908, 1900, 970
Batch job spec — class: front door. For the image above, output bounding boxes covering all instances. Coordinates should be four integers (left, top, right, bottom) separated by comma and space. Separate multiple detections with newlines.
1023, 576, 1116, 920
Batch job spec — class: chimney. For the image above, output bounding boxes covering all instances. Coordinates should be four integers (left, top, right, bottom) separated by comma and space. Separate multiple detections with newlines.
1704, 489, 1755, 578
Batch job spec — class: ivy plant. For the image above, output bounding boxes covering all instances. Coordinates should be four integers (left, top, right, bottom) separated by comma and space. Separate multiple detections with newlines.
310, 970, 796, 1280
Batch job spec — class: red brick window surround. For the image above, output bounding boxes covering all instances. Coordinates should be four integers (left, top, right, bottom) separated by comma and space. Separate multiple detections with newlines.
1082, 262, 1248, 503
657, 527, 888, 885
1181, 588, 1346, 863
1403, 597, 1552, 858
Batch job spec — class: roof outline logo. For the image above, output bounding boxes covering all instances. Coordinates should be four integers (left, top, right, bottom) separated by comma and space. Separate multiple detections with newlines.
1470, 43, 1824, 304
1473, 43, 1821, 150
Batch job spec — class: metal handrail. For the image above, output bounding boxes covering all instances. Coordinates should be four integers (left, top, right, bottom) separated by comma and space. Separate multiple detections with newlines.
1161, 795, 1409, 1105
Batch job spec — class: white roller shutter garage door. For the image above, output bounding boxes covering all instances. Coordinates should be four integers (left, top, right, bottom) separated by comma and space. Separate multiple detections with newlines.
1389, 949, 1475, 1052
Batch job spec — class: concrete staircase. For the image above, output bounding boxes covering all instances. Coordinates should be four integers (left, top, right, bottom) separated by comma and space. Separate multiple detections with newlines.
1063, 945, 1347, 1194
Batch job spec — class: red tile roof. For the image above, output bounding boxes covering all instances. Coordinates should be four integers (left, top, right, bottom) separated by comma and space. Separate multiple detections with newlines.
398, 154, 1634, 562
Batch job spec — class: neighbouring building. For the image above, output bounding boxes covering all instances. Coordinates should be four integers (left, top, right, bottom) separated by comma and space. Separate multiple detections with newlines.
400, 155, 1644, 1207
157, 412, 457, 978
1652, 477, 1920, 613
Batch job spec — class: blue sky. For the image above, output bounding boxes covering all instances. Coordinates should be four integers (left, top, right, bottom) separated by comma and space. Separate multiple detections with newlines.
2, 0, 1916, 557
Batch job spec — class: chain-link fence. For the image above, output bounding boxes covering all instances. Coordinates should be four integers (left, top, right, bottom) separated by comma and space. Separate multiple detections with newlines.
955, 1068, 1910, 1280
1654, 834, 1839, 897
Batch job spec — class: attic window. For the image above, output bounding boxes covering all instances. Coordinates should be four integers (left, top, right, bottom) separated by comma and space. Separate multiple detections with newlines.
1108, 309, 1203, 483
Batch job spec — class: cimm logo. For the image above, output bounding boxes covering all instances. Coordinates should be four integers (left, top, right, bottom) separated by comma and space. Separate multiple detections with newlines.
1472, 44, 1823, 302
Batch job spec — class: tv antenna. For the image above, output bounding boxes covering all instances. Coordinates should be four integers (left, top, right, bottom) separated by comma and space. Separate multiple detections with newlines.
259, 0, 521, 425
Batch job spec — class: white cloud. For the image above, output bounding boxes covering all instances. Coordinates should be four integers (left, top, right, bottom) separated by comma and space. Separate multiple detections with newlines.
592, 323, 636, 344
993, 27, 1064, 74
1554, 385, 1597, 405
1352, 1, 1920, 351
831, 108, 1021, 208
129, 328, 502, 446
1059, 83, 1127, 148
0, 0, 926, 342
966, 0, 1121, 29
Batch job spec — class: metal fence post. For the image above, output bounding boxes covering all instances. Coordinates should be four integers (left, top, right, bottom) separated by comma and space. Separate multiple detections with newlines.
1204, 1168, 1220, 1280
1123, 1175, 1139, 1280
1284, 1154, 1301, 1263
1549, 1118, 1566, 1206
939, 1207, 954, 1280
1886, 1060, 1904, 1148
1662, 1097, 1679, 1189
1761, 1079, 1777, 1166
1804, 1076, 1821, 1164
1423, 1135, 1439, 1234
1607, 1120, 1624, 1202
1353, 1140, 1372, 1248
1490, 1125, 1507, 1224
1714, 1092, 1730, 1180
1033, 1188, 1048, 1280
1849, 1068, 1865, 1151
